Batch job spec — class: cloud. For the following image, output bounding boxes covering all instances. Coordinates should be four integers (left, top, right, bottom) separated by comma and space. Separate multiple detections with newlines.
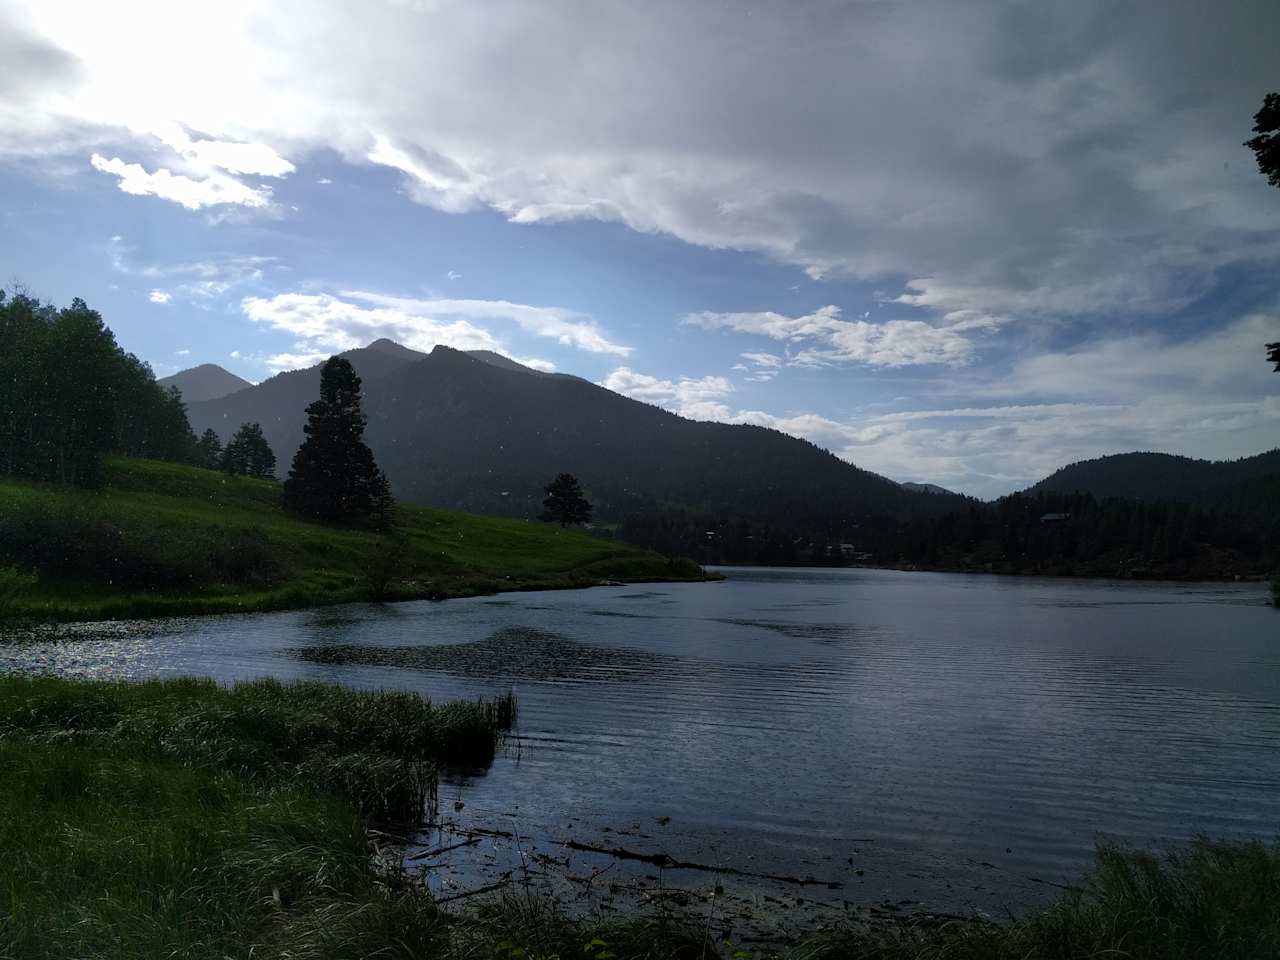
148, 289, 171, 304
689, 305, 990, 368
90, 153, 273, 209
447, 270, 462, 280
341, 290, 631, 356
151, 123, 293, 177
601, 367, 734, 420
241, 293, 503, 360
240, 291, 588, 374
175, 348, 190, 355
110, 237, 275, 302
3, 2, 1275, 324
737, 351, 782, 381
601, 312, 1280, 498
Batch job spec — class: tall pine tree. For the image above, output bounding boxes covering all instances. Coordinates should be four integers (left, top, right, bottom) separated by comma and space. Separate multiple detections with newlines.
282, 357, 392, 522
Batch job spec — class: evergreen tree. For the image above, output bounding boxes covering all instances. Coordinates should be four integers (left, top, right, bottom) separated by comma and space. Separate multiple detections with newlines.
0, 291, 200, 486
196, 429, 223, 469
222, 423, 276, 479
282, 357, 391, 522
540, 473, 593, 527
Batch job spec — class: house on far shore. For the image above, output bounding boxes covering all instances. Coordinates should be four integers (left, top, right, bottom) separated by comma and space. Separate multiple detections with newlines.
1040, 512, 1070, 524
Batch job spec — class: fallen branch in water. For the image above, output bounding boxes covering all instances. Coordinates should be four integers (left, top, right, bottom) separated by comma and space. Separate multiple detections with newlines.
435, 875, 515, 904
408, 836, 483, 861
561, 840, 843, 889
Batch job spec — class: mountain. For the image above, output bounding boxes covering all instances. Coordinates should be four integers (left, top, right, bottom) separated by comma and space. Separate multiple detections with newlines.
901, 481, 954, 496
185, 342, 961, 559
1027, 450, 1280, 515
157, 364, 252, 403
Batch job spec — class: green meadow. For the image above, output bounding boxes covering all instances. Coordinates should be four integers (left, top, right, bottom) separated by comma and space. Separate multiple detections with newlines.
0, 457, 708, 622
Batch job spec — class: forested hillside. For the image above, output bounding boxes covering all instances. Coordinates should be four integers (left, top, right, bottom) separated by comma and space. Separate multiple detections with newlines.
1030, 450, 1280, 515
0, 291, 196, 486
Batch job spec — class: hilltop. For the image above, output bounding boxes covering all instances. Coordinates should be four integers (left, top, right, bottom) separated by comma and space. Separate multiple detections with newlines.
0, 457, 707, 622
157, 363, 252, 403
1028, 450, 1280, 515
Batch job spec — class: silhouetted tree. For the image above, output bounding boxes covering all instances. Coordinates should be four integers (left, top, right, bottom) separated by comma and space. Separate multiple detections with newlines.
1245, 92, 1280, 188
282, 357, 391, 522
196, 428, 223, 469
222, 422, 276, 479
1268, 342, 1280, 372
540, 473, 593, 527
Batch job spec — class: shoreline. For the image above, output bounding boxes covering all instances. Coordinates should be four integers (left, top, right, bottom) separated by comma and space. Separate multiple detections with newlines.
2, 673, 1276, 957
0, 568, 721, 628
709, 560, 1275, 587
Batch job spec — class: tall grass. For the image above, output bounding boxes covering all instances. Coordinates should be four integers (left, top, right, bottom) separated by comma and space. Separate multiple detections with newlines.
0, 675, 514, 823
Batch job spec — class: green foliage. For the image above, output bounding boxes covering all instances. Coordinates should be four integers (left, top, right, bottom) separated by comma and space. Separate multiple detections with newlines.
0, 291, 197, 487
0, 566, 34, 618
222, 421, 277, 479
1245, 91, 1280, 188
0, 675, 514, 959
540, 472, 593, 527
0, 457, 700, 621
195, 427, 223, 469
0, 491, 285, 591
283, 357, 392, 523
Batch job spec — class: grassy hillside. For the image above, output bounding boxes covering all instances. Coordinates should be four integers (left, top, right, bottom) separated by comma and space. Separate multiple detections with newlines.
0, 457, 707, 622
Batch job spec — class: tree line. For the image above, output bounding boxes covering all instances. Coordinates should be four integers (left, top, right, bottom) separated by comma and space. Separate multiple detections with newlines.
0, 291, 196, 486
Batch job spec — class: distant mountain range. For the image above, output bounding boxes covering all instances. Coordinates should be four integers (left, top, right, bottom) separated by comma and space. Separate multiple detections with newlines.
177, 341, 960, 553
1027, 450, 1280, 515
157, 364, 252, 404
166, 341, 1276, 571
900, 481, 954, 496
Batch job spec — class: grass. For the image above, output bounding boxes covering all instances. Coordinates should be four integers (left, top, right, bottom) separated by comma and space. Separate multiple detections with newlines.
0, 674, 514, 959
2, 675, 1277, 959
0, 457, 711, 622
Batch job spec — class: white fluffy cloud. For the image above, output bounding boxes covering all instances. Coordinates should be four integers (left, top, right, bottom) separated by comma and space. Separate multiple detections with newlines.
689, 305, 990, 368
90, 153, 273, 209
3, 1, 1275, 321
342, 291, 631, 356
240, 291, 600, 372
601, 368, 735, 420
241, 293, 502, 360
147, 289, 171, 304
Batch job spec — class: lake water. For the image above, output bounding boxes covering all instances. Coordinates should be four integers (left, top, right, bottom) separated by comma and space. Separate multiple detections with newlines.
2, 567, 1277, 928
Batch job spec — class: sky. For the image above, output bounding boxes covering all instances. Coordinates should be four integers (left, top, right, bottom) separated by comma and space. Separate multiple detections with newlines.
1, 0, 1277, 498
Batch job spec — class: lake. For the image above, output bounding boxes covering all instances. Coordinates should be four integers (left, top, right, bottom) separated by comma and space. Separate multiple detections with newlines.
2, 567, 1277, 927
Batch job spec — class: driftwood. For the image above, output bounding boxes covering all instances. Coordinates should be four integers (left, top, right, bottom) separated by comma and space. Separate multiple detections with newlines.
435, 875, 514, 904
561, 840, 843, 889
408, 836, 483, 861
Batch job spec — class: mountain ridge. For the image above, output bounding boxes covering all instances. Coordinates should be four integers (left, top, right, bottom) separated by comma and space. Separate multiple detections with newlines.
157, 364, 252, 404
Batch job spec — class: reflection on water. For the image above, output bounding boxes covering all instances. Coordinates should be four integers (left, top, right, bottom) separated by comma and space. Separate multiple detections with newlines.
1, 566, 1277, 914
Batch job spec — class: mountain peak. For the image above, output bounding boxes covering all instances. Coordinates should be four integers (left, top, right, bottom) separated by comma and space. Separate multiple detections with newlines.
157, 364, 253, 403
